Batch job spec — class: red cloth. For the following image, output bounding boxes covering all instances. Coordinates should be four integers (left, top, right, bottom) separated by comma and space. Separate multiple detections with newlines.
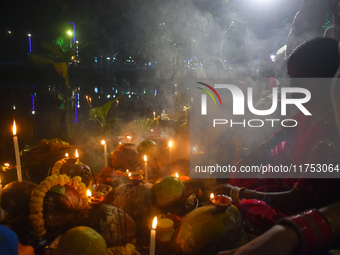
231, 112, 340, 234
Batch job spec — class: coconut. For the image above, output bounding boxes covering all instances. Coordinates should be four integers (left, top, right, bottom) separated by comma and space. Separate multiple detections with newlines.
43, 185, 89, 237
56, 226, 107, 255
171, 205, 247, 254
104, 183, 153, 223
1, 180, 37, 217
151, 176, 185, 208
110, 146, 139, 171
86, 204, 137, 247
59, 162, 92, 186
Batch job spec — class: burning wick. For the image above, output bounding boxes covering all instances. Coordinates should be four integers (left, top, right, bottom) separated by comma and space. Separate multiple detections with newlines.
210, 193, 215, 202
87, 189, 92, 198
175, 173, 179, 178
75, 149, 79, 158
128, 172, 131, 177
169, 140, 173, 164
65, 153, 69, 158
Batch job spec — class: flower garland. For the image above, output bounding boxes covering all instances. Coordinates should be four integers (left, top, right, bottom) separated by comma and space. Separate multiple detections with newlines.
29, 174, 88, 237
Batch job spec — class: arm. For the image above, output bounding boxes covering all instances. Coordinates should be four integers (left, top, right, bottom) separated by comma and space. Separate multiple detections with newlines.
217, 201, 340, 255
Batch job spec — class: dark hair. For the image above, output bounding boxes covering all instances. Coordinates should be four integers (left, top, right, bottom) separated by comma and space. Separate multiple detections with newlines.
287, 37, 339, 78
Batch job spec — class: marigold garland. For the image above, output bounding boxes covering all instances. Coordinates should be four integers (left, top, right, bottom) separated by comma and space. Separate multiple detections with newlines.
29, 174, 88, 237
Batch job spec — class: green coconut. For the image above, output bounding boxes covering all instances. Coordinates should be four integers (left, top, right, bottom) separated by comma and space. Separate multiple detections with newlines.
151, 176, 185, 208
56, 226, 107, 255
170, 205, 247, 255
136, 140, 159, 157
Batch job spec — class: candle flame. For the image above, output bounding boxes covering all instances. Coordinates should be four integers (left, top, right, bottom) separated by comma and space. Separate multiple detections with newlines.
101, 139, 106, 145
153, 111, 155, 115
12, 120, 17, 135
128, 172, 131, 177
4, 163, 9, 167
126, 169, 129, 173
169, 140, 173, 148
65, 153, 69, 158
152, 216, 157, 229
210, 193, 214, 200
144, 155, 147, 162
75, 150, 79, 158
87, 189, 91, 197
126, 136, 132, 140
193, 147, 197, 153
175, 173, 179, 178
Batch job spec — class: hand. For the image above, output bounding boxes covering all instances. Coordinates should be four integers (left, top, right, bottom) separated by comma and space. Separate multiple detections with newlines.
217, 225, 299, 255
215, 183, 234, 196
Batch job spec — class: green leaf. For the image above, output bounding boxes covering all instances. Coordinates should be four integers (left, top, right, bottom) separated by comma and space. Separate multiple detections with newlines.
50, 186, 66, 196
28, 53, 57, 65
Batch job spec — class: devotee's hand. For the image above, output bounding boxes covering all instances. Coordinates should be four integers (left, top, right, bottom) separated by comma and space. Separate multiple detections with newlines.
215, 183, 234, 195
18, 242, 35, 255
217, 225, 299, 255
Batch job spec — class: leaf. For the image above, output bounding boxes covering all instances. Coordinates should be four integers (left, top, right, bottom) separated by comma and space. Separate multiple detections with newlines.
28, 53, 57, 65
41, 41, 66, 59
50, 186, 66, 196
89, 95, 124, 127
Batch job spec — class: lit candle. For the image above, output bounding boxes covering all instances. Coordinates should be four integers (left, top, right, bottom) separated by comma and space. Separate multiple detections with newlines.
75, 149, 79, 158
150, 216, 157, 255
210, 193, 215, 202
101, 140, 108, 167
65, 153, 69, 158
12, 120, 22, 182
87, 189, 92, 198
169, 140, 173, 163
144, 155, 148, 183
126, 136, 132, 143
153, 111, 156, 120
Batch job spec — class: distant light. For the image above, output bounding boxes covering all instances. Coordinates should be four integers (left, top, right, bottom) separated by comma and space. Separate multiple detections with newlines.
148, 62, 152, 66
113, 95, 116, 98
128, 95, 131, 98
129, 56, 132, 59
67, 30, 73, 36
94, 87, 98, 93
32, 111, 35, 114
13, 105, 16, 110
175, 92, 178, 95
28, 34, 31, 37
94, 57, 98, 63
112, 87, 115, 91
270, 55, 276, 62
143, 90, 146, 94
175, 84, 177, 87
107, 57, 110, 60
154, 89, 157, 96
107, 95, 111, 98
115, 89, 118, 93
8, 31, 12, 34
76, 40, 79, 43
